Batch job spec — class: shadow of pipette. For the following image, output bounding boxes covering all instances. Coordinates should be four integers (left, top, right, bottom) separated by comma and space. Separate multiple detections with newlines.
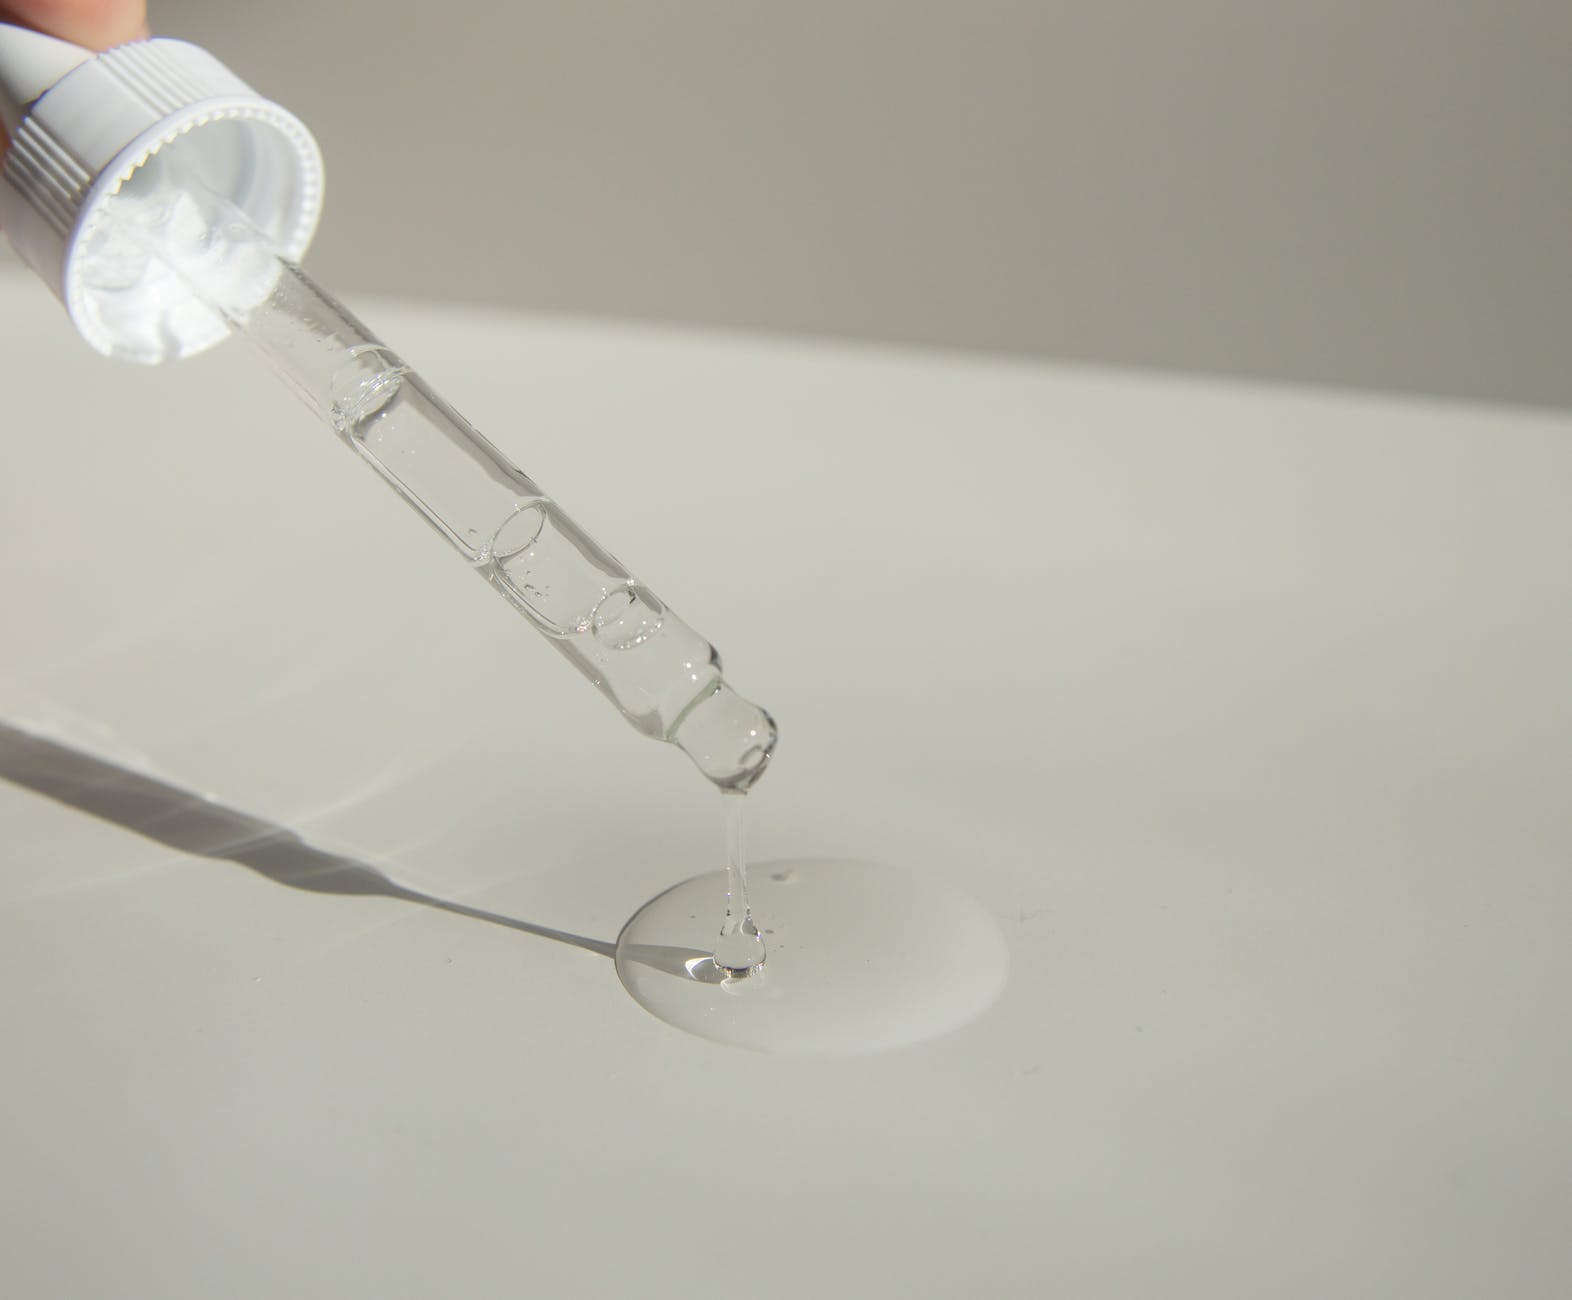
0, 719, 618, 959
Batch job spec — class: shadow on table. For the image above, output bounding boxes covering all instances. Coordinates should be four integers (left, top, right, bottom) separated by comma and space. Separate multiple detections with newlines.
0, 719, 619, 959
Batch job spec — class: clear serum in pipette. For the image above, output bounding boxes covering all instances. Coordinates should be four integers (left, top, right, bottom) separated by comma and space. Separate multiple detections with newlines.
95, 164, 776, 795
95, 154, 779, 971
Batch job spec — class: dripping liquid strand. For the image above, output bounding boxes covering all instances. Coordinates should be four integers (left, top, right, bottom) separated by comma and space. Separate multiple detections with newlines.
712, 791, 766, 978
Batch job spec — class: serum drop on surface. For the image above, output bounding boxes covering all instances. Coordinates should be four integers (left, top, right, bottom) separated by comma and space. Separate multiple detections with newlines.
712, 792, 765, 978
613, 709, 1009, 1055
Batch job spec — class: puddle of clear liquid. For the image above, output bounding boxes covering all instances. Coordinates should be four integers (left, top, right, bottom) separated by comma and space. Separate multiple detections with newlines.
615, 858, 1009, 1054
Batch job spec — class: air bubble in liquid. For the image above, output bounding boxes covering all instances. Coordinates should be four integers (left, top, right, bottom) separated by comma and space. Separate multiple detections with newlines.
592, 587, 664, 650
484, 502, 624, 636
489, 503, 546, 560
329, 345, 408, 434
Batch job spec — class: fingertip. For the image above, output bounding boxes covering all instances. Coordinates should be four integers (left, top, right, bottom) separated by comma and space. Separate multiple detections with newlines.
0, 1, 151, 52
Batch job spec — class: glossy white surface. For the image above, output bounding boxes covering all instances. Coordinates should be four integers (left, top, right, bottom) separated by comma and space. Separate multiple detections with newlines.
2, 267, 1569, 1297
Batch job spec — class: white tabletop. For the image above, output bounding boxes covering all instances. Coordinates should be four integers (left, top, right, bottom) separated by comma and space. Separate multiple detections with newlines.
2, 267, 1568, 1298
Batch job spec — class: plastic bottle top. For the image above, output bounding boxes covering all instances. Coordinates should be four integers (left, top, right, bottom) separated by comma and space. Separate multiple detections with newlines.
0, 25, 323, 363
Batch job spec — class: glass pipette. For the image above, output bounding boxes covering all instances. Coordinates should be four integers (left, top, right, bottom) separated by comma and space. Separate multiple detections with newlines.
85, 147, 775, 792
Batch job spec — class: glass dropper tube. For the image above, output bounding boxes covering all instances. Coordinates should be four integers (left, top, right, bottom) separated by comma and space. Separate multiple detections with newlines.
85, 148, 775, 791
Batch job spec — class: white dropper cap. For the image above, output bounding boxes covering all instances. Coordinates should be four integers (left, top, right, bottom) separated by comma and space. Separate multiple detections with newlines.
0, 25, 323, 362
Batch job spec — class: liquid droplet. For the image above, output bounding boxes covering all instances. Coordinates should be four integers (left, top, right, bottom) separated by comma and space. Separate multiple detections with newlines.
713, 913, 765, 979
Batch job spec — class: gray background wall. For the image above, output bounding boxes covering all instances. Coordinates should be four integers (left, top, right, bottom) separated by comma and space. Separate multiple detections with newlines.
52, 3, 1572, 405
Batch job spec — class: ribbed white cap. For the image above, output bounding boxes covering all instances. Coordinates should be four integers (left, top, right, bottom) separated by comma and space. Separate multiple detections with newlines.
0, 26, 323, 362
